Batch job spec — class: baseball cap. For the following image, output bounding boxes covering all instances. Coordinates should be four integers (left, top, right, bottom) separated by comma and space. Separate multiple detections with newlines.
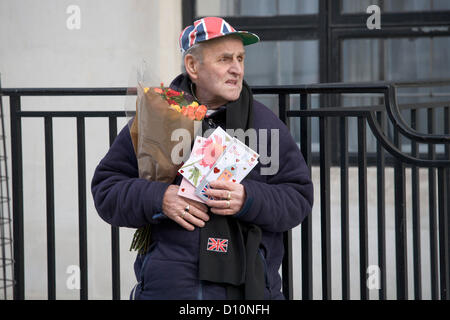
179, 16, 260, 53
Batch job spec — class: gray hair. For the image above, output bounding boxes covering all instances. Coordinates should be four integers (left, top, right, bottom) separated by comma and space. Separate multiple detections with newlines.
182, 43, 204, 65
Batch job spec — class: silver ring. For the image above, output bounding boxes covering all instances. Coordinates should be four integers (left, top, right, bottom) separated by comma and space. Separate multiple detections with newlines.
184, 204, 190, 212
181, 211, 187, 219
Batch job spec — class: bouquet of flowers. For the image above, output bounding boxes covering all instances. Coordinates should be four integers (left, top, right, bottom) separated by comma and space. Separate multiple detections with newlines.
129, 82, 206, 254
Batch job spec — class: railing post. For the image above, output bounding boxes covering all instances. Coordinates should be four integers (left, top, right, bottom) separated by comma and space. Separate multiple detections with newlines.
108, 116, 121, 300
76, 116, 88, 300
441, 107, 450, 300
10, 94, 24, 300
279, 93, 293, 300
300, 93, 313, 300
358, 117, 369, 300
44, 116, 56, 300
442, 107, 450, 300
319, 116, 331, 299
340, 116, 350, 300
427, 108, 439, 299
410, 109, 422, 300
394, 128, 408, 299
437, 168, 449, 300
376, 111, 387, 300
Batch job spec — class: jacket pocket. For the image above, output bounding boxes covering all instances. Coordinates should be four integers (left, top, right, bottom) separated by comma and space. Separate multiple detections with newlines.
138, 242, 158, 293
138, 259, 199, 300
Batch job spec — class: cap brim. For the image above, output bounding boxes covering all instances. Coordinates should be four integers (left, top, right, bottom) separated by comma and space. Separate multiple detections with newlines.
197, 31, 260, 47
235, 31, 260, 46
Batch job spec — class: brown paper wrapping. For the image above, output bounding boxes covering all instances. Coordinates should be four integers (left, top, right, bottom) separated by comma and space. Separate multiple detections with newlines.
130, 84, 197, 183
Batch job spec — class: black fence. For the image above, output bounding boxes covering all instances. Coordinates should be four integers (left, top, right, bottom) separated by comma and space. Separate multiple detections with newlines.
1, 81, 449, 300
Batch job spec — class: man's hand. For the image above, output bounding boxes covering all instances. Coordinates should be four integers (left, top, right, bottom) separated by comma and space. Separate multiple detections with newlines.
205, 180, 246, 216
162, 185, 209, 231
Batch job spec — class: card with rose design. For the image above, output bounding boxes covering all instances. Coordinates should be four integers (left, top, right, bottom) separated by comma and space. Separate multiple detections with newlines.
177, 126, 232, 188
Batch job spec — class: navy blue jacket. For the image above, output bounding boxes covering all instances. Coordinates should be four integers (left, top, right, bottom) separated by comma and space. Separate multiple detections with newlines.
91, 98, 313, 300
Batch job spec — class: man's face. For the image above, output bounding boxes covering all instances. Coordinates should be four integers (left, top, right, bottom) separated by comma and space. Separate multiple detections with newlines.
193, 36, 245, 108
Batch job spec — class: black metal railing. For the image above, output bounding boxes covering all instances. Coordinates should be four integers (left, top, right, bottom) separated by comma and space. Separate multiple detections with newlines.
1, 80, 449, 300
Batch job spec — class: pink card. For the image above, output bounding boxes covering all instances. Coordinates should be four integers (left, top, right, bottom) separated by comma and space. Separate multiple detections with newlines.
178, 177, 206, 203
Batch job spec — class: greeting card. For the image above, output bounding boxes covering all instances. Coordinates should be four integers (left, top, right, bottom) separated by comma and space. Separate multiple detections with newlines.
195, 137, 259, 202
177, 127, 232, 187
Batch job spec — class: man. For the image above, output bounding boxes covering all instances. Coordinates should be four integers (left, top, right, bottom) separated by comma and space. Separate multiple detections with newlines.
91, 17, 313, 300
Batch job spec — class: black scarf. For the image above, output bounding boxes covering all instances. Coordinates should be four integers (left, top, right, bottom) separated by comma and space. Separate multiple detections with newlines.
171, 74, 265, 300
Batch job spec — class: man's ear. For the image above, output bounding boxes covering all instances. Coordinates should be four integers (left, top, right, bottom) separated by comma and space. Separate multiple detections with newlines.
184, 54, 199, 80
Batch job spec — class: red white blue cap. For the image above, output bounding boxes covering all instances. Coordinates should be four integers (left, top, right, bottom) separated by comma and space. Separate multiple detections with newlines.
179, 17, 260, 53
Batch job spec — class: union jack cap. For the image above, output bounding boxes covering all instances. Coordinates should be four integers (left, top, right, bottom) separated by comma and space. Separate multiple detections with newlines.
179, 16, 260, 53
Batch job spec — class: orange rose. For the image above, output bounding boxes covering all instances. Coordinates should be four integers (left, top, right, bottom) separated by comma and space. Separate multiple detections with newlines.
187, 106, 196, 120
195, 105, 207, 120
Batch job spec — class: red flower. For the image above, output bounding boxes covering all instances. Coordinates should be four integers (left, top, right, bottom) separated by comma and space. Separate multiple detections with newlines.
166, 89, 181, 97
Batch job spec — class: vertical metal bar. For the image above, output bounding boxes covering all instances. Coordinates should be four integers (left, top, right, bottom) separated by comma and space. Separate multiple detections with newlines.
340, 117, 350, 300
279, 93, 293, 300
109, 117, 121, 300
44, 116, 55, 300
437, 106, 449, 300
300, 93, 312, 300
427, 108, 439, 299
77, 117, 88, 300
394, 127, 408, 300
10, 94, 24, 300
358, 117, 369, 300
278, 94, 288, 125
376, 47, 386, 300
376, 111, 387, 300
410, 109, 422, 299
319, 116, 331, 299
437, 167, 449, 300
444, 106, 450, 300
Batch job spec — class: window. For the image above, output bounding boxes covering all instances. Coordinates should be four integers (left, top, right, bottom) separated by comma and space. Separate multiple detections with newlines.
245, 40, 319, 145
245, 40, 319, 86
196, 0, 318, 16
342, 0, 450, 13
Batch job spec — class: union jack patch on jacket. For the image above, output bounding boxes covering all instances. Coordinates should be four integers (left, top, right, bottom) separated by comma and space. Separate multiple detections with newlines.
207, 237, 228, 253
